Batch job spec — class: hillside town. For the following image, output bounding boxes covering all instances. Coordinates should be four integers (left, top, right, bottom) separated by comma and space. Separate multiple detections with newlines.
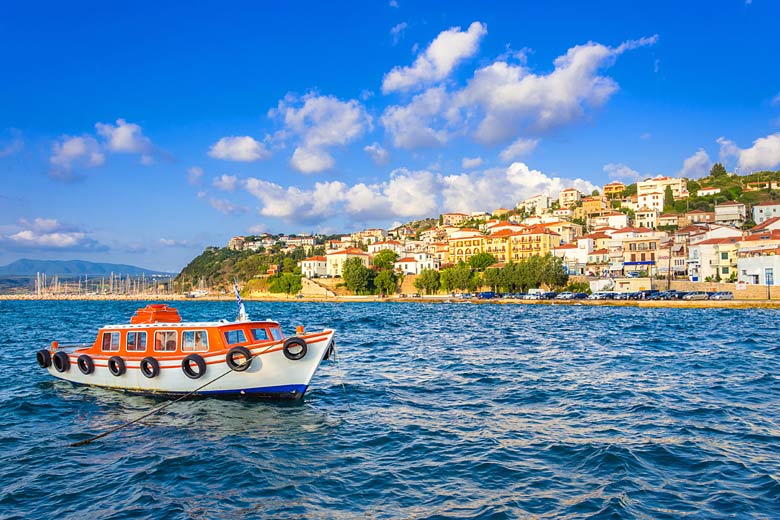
222, 169, 780, 293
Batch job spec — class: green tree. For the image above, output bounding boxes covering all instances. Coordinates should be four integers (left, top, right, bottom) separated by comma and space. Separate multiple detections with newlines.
342, 257, 374, 294
621, 183, 638, 197
468, 252, 497, 271
414, 269, 441, 295
483, 267, 501, 291
664, 185, 675, 211
268, 273, 302, 295
591, 189, 600, 196
374, 269, 397, 296
710, 162, 727, 178
449, 262, 473, 291
439, 268, 453, 292
372, 249, 399, 270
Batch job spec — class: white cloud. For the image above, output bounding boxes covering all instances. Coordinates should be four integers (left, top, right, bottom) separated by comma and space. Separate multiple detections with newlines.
208, 197, 248, 215
187, 166, 204, 185
49, 136, 105, 178
717, 134, 780, 172
382, 21, 487, 93
213, 174, 239, 191
461, 156, 483, 169
772, 92, 780, 107
381, 36, 658, 150
390, 22, 408, 45
364, 142, 390, 165
3, 218, 105, 251
603, 163, 641, 182
158, 238, 190, 247
208, 136, 269, 162
272, 93, 371, 173
499, 138, 539, 162
678, 149, 711, 178
381, 86, 453, 149
389, 0, 398, 6
95, 118, 154, 164
641, 132, 652, 140
0, 131, 23, 157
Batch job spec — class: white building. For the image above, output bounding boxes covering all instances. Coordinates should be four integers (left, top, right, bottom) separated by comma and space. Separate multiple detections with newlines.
637, 192, 664, 212
637, 176, 689, 199
558, 188, 582, 208
394, 252, 440, 275
737, 231, 780, 285
300, 256, 327, 278
325, 248, 370, 277
714, 201, 747, 227
589, 212, 629, 230
517, 194, 551, 215
752, 201, 780, 225
368, 240, 406, 256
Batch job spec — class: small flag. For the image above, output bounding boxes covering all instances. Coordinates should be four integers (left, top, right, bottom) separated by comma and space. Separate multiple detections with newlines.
234, 283, 249, 321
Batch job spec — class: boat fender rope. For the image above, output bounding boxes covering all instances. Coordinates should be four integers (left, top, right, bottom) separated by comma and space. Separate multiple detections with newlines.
226, 347, 253, 371
77, 355, 95, 375
108, 356, 126, 377
182, 354, 207, 379
283, 337, 307, 361
52, 351, 70, 373
140, 357, 160, 378
69, 356, 254, 447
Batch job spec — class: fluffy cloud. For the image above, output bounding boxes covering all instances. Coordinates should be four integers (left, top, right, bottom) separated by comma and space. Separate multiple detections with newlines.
382, 21, 487, 93
49, 136, 105, 179
0, 130, 23, 157
381, 35, 658, 149
187, 166, 204, 185
241, 163, 591, 224
208, 136, 269, 162
381, 86, 453, 148
212, 174, 239, 191
718, 134, 780, 171
208, 197, 248, 215
3, 218, 106, 251
603, 162, 641, 182
364, 142, 390, 165
461, 156, 483, 169
158, 238, 190, 247
499, 138, 539, 162
390, 22, 408, 45
95, 118, 155, 164
679, 149, 711, 178
271, 93, 371, 173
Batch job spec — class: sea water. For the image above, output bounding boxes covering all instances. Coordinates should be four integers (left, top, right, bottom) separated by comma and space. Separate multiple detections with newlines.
1, 300, 778, 519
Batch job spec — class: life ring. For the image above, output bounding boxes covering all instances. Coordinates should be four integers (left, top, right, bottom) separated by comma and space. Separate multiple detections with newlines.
140, 357, 160, 378
283, 337, 307, 361
226, 346, 252, 371
108, 356, 126, 377
37, 349, 52, 368
182, 354, 206, 379
52, 351, 70, 372
77, 354, 95, 375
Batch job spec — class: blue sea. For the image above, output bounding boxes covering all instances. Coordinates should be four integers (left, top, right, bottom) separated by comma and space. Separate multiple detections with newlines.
1, 300, 779, 519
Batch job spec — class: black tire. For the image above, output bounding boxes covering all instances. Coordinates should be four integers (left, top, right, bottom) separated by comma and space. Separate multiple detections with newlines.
226, 346, 253, 371
37, 349, 52, 368
108, 356, 126, 377
182, 354, 206, 379
77, 354, 95, 375
323, 341, 335, 361
140, 357, 160, 378
52, 351, 70, 372
283, 337, 307, 361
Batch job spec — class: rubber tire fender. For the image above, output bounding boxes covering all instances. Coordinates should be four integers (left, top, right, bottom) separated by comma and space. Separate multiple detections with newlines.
226, 346, 253, 371
283, 337, 307, 361
52, 351, 70, 372
182, 354, 206, 379
108, 356, 126, 377
37, 349, 52, 368
77, 354, 95, 375
323, 341, 335, 361
140, 357, 160, 378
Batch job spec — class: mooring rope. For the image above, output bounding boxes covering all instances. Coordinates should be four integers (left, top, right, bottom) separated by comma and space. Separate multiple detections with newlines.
69, 355, 253, 448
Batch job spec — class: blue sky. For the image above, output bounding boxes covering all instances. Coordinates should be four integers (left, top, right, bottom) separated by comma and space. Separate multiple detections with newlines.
2, 0, 780, 271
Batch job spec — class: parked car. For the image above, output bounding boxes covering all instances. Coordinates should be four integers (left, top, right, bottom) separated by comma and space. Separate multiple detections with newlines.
682, 291, 708, 300
626, 271, 640, 278
710, 291, 734, 300
556, 292, 574, 300
540, 292, 558, 299
477, 291, 496, 299
637, 290, 659, 300
572, 293, 589, 299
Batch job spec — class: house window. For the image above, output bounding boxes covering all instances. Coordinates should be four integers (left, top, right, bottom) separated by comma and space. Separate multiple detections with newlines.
721, 267, 729, 275
127, 331, 147, 352
182, 330, 209, 352
155, 331, 177, 352
101, 331, 121, 352
721, 252, 728, 260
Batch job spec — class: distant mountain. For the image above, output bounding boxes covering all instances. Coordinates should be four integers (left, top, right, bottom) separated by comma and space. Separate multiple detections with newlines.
0, 259, 171, 277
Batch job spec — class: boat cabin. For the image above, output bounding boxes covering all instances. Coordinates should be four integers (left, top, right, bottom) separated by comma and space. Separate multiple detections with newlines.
87, 304, 284, 357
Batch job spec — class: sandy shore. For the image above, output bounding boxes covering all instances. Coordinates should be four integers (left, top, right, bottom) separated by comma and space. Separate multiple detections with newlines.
1, 293, 779, 309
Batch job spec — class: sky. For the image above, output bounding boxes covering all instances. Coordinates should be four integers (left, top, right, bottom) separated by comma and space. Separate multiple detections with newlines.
2, 0, 780, 272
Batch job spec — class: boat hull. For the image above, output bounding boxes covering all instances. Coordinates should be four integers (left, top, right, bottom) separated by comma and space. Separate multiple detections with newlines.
46, 330, 335, 400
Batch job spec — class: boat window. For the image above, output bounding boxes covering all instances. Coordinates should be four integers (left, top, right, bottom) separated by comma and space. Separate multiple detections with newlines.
270, 327, 283, 341
101, 331, 120, 352
154, 331, 177, 352
182, 330, 209, 352
224, 329, 247, 345
127, 331, 147, 352
250, 328, 269, 341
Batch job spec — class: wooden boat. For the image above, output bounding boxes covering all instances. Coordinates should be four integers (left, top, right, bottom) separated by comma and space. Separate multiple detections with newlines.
35, 303, 336, 400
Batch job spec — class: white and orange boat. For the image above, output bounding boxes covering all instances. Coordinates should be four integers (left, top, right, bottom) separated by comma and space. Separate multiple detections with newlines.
35, 303, 336, 400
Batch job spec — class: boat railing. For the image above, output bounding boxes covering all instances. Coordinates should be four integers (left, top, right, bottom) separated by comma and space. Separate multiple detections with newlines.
52, 343, 93, 352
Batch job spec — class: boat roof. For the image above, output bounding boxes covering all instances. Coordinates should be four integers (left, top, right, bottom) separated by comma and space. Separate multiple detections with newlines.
100, 320, 280, 330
